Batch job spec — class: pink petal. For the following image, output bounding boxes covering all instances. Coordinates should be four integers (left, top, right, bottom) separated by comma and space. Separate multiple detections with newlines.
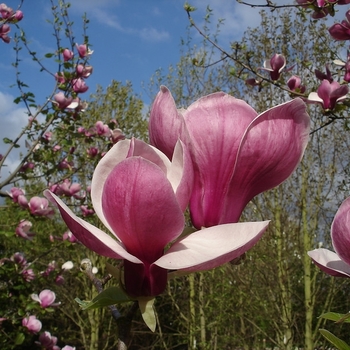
102, 157, 185, 263
167, 140, 194, 212
331, 197, 350, 266
91, 138, 171, 234
185, 93, 257, 227
308, 249, 350, 277
149, 86, 189, 159
91, 139, 131, 233
221, 98, 310, 223
154, 221, 269, 272
44, 190, 141, 264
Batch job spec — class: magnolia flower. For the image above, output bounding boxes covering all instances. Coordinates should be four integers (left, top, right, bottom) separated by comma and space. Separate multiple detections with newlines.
261, 53, 286, 81
72, 78, 88, 93
309, 197, 350, 277
95, 121, 111, 136
22, 315, 42, 333
35, 331, 59, 349
50, 179, 83, 198
76, 43, 93, 58
76, 64, 93, 78
329, 10, 350, 41
22, 268, 35, 282
0, 24, 10, 43
28, 197, 54, 218
62, 48, 73, 61
16, 220, 35, 240
307, 79, 349, 110
53, 92, 79, 110
46, 138, 269, 297
287, 75, 306, 93
31, 289, 60, 308
62, 261, 74, 270
149, 86, 310, 229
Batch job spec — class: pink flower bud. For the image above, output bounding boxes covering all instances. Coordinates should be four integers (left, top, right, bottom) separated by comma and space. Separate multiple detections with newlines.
11, 252, 27, 266
31, 289, 59, 308
36, 331, 58, 348
22, 315, 42, 333
22, 268, 35, 282
76, 64, 93, 78
16, 220, 35, 240
28, 197, 55, 218
55, 274, 65, 285
76, 43, 93, 58
72, 78, 88, 93
63, 48, 74, 61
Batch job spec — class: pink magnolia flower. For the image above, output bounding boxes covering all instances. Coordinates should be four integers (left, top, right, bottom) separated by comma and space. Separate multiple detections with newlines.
307, 79, 349, 110
329, 10, 350, 41
110, 128, 126, 144
28, 197, 55, 218
76, 64, 93, 78
8, 187, 25, 202
45, 138, 269, 297
51, 179, 82, 198
0, 24, 10, 43
16, 220, 35, 240
149, 86, 310, 229
35, 331, 59, 349
287, 75, 306, 93
76, 43, 93, 58
62, 48, 73, 61
261, 53, 286, 81
95, 121, 111, 136
31, 289, 59, 308
11, 252, 27, 266
309, 197, 350, 277
55, 274, 65, 285
41, 261, 56, 277
80, 205, 95, 217
53, 92, 79, 110
87, 147, 99, 158
62, 230, 78, 243
22, 315, 42, 333
22, 268, 35, 282
62, 346, 75, 350
72, 78, 88, 93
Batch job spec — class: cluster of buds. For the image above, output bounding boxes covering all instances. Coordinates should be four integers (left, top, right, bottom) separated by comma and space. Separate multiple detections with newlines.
307, 65, 349, 110
1, 252, 37, 282
52, 43, 93, 111
35, 330, 75, 349
0, 3, 23, 43
296, 0, 350, 19
8, 187, 55, 218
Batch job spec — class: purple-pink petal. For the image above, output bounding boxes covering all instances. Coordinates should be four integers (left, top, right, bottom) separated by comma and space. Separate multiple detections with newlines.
102, 157, 185, 263
154, 221, 269, 272
185, 92, 257, 227
331, 196, 350, 266
308, 249, 350, 277
149, 86, 189, 160
44, 190, 141, 264
220, 98, 310, 224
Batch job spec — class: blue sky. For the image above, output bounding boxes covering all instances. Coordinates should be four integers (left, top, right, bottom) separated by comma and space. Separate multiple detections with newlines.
0, 0, 347, 173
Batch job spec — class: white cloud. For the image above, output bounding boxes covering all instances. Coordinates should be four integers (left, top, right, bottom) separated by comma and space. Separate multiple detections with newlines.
0, 91, 29, 175
140, 27, 170, 42
85, 8, 170, 43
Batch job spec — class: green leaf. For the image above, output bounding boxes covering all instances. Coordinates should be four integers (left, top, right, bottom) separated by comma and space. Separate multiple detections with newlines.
319, 329, 350, 350
14, 333, 25, 345
45, 53, 54, 58
138, 297, 156, 332
3, 137, 13, 144
75, 286, 131, 310
319, 312, 350, 323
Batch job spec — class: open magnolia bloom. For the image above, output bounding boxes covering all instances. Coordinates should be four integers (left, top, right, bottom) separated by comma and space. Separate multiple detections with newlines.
308, 197, 350, 277
46, 138, 269, 298
149, 86, 310, 229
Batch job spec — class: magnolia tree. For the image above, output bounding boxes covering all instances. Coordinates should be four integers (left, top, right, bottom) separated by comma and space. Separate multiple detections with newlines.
181, 0, 350, 348
2, 0, 350, 349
